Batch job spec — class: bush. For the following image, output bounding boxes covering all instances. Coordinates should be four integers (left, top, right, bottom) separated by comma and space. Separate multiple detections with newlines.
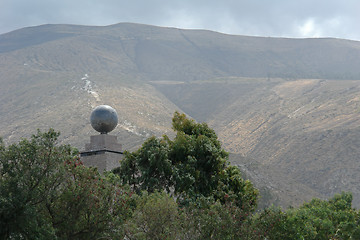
0, 129, 135, 239
124, 191, 181, 240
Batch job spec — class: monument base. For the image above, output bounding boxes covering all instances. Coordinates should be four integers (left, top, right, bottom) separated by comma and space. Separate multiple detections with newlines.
80, 134, 123, 173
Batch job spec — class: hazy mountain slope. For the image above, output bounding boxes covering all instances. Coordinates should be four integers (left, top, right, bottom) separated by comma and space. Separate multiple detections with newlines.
0, 67, 179, 150
154, 78, 360, 207
1, 23, 360, 208
2, 23, 360, 81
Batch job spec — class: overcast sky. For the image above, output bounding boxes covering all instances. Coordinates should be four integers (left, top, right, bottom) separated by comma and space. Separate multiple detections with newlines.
1, 0, 359, 41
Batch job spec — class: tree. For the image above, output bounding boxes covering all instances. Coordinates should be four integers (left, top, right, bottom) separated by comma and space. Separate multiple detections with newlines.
252, 192, 360, 240
116, 112, 258, 211
0, 129, 75, 239
124, 191, 181, 240
169, 112, 228, 197
215, 165, 258, 213
116, 136, 172, 194
286, 192, 360, 240
250, 206, 288, 239
0, 129, 135, 239
184, 199, 253, 240
49, 160, 134, 239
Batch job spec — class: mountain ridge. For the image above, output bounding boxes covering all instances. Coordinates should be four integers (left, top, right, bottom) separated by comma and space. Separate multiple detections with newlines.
2, 23, 360, 80
1, 23, 360, 208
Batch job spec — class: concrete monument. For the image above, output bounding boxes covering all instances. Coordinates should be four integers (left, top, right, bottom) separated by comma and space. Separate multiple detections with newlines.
80, 105, 123, 172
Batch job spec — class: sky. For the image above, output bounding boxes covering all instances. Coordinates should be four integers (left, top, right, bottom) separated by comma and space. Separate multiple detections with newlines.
1, 0, 359, 41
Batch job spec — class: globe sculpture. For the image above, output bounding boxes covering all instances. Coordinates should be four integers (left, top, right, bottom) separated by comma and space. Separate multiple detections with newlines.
90, 105, 118, 134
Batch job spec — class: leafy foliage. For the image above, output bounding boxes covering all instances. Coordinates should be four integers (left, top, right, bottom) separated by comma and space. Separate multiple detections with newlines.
252, 192, 360, 240
184, 200, 253, 240
49, 162, 134, 239
2, 122, 360, 239
284, 192, 360, 240
116, 136, 172, 194
215, 165, 258, 213
0, 129, 135, 239
124, 191, 180, 240
170, 112, 228, 197
0, 129, 74, 239
116, 112, 258, 212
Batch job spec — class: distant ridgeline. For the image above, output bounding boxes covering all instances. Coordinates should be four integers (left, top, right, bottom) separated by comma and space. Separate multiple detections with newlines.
1, 23, 360, 80
2, 23, 360, 209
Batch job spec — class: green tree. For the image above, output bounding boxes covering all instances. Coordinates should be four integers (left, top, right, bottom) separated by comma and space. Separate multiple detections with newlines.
0, 129, 135, 239
124, 191, 180, 240
250, 206, 288, 239
287, 192, 360, 240
116, 112, 258, 211
254, 192, 360, 240
215, 165, 259, 213
116, 137, 172, 194
49, 160, 134, 239
169, 112, 228, 197
0, 129, 75, 239
187, 200, 252, 240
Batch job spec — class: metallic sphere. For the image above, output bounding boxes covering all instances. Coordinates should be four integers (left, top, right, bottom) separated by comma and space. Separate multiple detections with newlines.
90, 105, 118, 134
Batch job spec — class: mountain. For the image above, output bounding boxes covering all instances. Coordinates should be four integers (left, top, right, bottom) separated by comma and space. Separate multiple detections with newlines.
1, 23, 360, 208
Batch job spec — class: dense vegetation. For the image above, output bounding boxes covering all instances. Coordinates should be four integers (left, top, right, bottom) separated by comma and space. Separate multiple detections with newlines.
115, 112, 258, 213
1, 113, 360, 239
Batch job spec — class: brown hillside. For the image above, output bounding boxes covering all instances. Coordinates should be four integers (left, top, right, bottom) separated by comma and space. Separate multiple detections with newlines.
1, 23, 360, 208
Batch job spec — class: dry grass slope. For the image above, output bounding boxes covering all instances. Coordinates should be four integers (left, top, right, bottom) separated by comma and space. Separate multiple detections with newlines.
1, 23, 360, 208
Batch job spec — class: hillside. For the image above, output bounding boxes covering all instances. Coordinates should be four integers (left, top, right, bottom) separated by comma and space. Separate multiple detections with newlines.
1, 23, 360, 208
154, 78, 360, 207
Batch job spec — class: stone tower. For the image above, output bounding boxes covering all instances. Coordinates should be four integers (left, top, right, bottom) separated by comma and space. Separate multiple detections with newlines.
80, 105, 123, 173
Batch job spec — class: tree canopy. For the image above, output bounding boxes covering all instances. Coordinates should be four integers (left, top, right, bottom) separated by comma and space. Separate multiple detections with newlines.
1, 116, 360, 239
115, 111, 258, 212
0, 129, 134, 239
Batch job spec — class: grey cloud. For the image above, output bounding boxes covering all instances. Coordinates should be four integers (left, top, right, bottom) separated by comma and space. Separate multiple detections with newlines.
0, 0, 359, 40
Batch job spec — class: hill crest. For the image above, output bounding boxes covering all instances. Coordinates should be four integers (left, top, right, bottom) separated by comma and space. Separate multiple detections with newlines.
1, 23, 360, 208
